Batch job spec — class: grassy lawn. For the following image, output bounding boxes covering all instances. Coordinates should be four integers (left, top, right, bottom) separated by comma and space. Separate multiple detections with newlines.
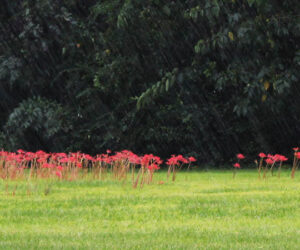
0, 170, 299, 249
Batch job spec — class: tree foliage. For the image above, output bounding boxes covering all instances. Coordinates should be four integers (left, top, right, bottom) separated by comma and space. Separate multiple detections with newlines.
0, 0, 299, 163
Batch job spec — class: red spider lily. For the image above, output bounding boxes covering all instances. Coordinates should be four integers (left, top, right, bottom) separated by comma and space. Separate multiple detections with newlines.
147, 164, 160, 171
55, 152, 68, 159
265, 158, 274, 165
257, 153, 267, 178
83, 154, 95, 162
258, 153, 266, 158
166, 155, 189, 181
57, 166, 63, 171
277, 155, 288, 178
177, 155, 189, 164
233, 163, 240, 168
44, 163, 55, 169
141, 154, 153, 166
187, 156, 197, 170
236, 154, 245, 160
166, 155, 188, 166
292, 151, 300, 179
37, 158, 47, 163
17, 149, 25, 154
111, 151, 130, 163
133, 153, 162, 188
141, 154, 162, 166
24, 156, 32, 161
278, 155, 288, 162
59, 158, 69, 163
262, 156, 276, 179
166, 157, 179, 166
293, 147, 299, 151
273, 154, 282, 162
106, 150, 111, 154
267, 154, 275, 159
68, 156, 77, 163
36, 150, 46, 156
102, 155, 112, 164
295, 152, 300, 159
55, 171, 62, 178
232, 162, 241, 179
188, 156, 196, 162
129, 155, 141, 165
42, 163, 50, 168
121, 150, 132, 155
269, 154, 287, 163
269, 154, 286, 176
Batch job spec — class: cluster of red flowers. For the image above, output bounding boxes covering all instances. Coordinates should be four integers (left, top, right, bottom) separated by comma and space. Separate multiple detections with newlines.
233, 153, 245, 168
165, 155, 197, 181
166, 155, 196, 166
258, 153, 288, 165
0, 149, 197, 184
233, 148, 300, 179
292, 148, 300, 161
233, 152, 289, 168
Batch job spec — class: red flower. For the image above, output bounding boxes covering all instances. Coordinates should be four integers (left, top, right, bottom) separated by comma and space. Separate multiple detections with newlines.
37, 158, 47, 163
17, 149, 25, 154
36, 150, 46, 156
83, 154, 94, 161
293, 147, 299, 151
106, 149, 111, 154
233, 163, 240, 168
147, 164, 160, 171
265, 158, 274, 165
295, 152, 300, 159
279, 155, 288, 162
55, 171, 62, 178
258, 153, 266, 158
166, 155, 188, 166
176, 155, 189, 164
57, 165, 63, 171
59, 158, 69, 163
273, 154, 282, 162
188, 156, 196, 162
42, 163, 50, 168
129, 156, 140, 165
236, 154, 245, 160
273, 154, 288, 162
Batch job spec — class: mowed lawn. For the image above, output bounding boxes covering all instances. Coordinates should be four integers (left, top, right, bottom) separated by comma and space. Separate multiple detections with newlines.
0, 170, 299, 249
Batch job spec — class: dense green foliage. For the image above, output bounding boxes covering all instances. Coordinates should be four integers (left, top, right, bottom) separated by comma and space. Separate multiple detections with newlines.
0, 0, 299, 163
0, 171, 300, 249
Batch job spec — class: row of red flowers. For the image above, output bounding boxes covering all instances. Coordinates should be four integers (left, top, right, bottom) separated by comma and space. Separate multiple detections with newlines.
0, 149, 196, 187
0, 149, 196, 164
233, 148, 300, 178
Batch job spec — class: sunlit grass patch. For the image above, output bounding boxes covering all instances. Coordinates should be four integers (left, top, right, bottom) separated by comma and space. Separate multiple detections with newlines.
0, 170, 299, 249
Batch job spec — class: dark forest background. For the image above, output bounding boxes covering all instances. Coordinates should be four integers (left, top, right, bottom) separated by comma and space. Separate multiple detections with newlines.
0, 0, 299, 164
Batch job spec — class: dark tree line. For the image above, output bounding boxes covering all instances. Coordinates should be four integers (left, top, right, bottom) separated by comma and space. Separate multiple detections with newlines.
0, 0, 299, 164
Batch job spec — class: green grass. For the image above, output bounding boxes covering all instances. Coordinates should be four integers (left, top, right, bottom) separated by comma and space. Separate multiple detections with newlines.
0, 170, 299, 249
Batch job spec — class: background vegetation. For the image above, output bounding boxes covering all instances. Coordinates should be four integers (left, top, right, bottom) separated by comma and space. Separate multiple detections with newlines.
0, 0, 299, 164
